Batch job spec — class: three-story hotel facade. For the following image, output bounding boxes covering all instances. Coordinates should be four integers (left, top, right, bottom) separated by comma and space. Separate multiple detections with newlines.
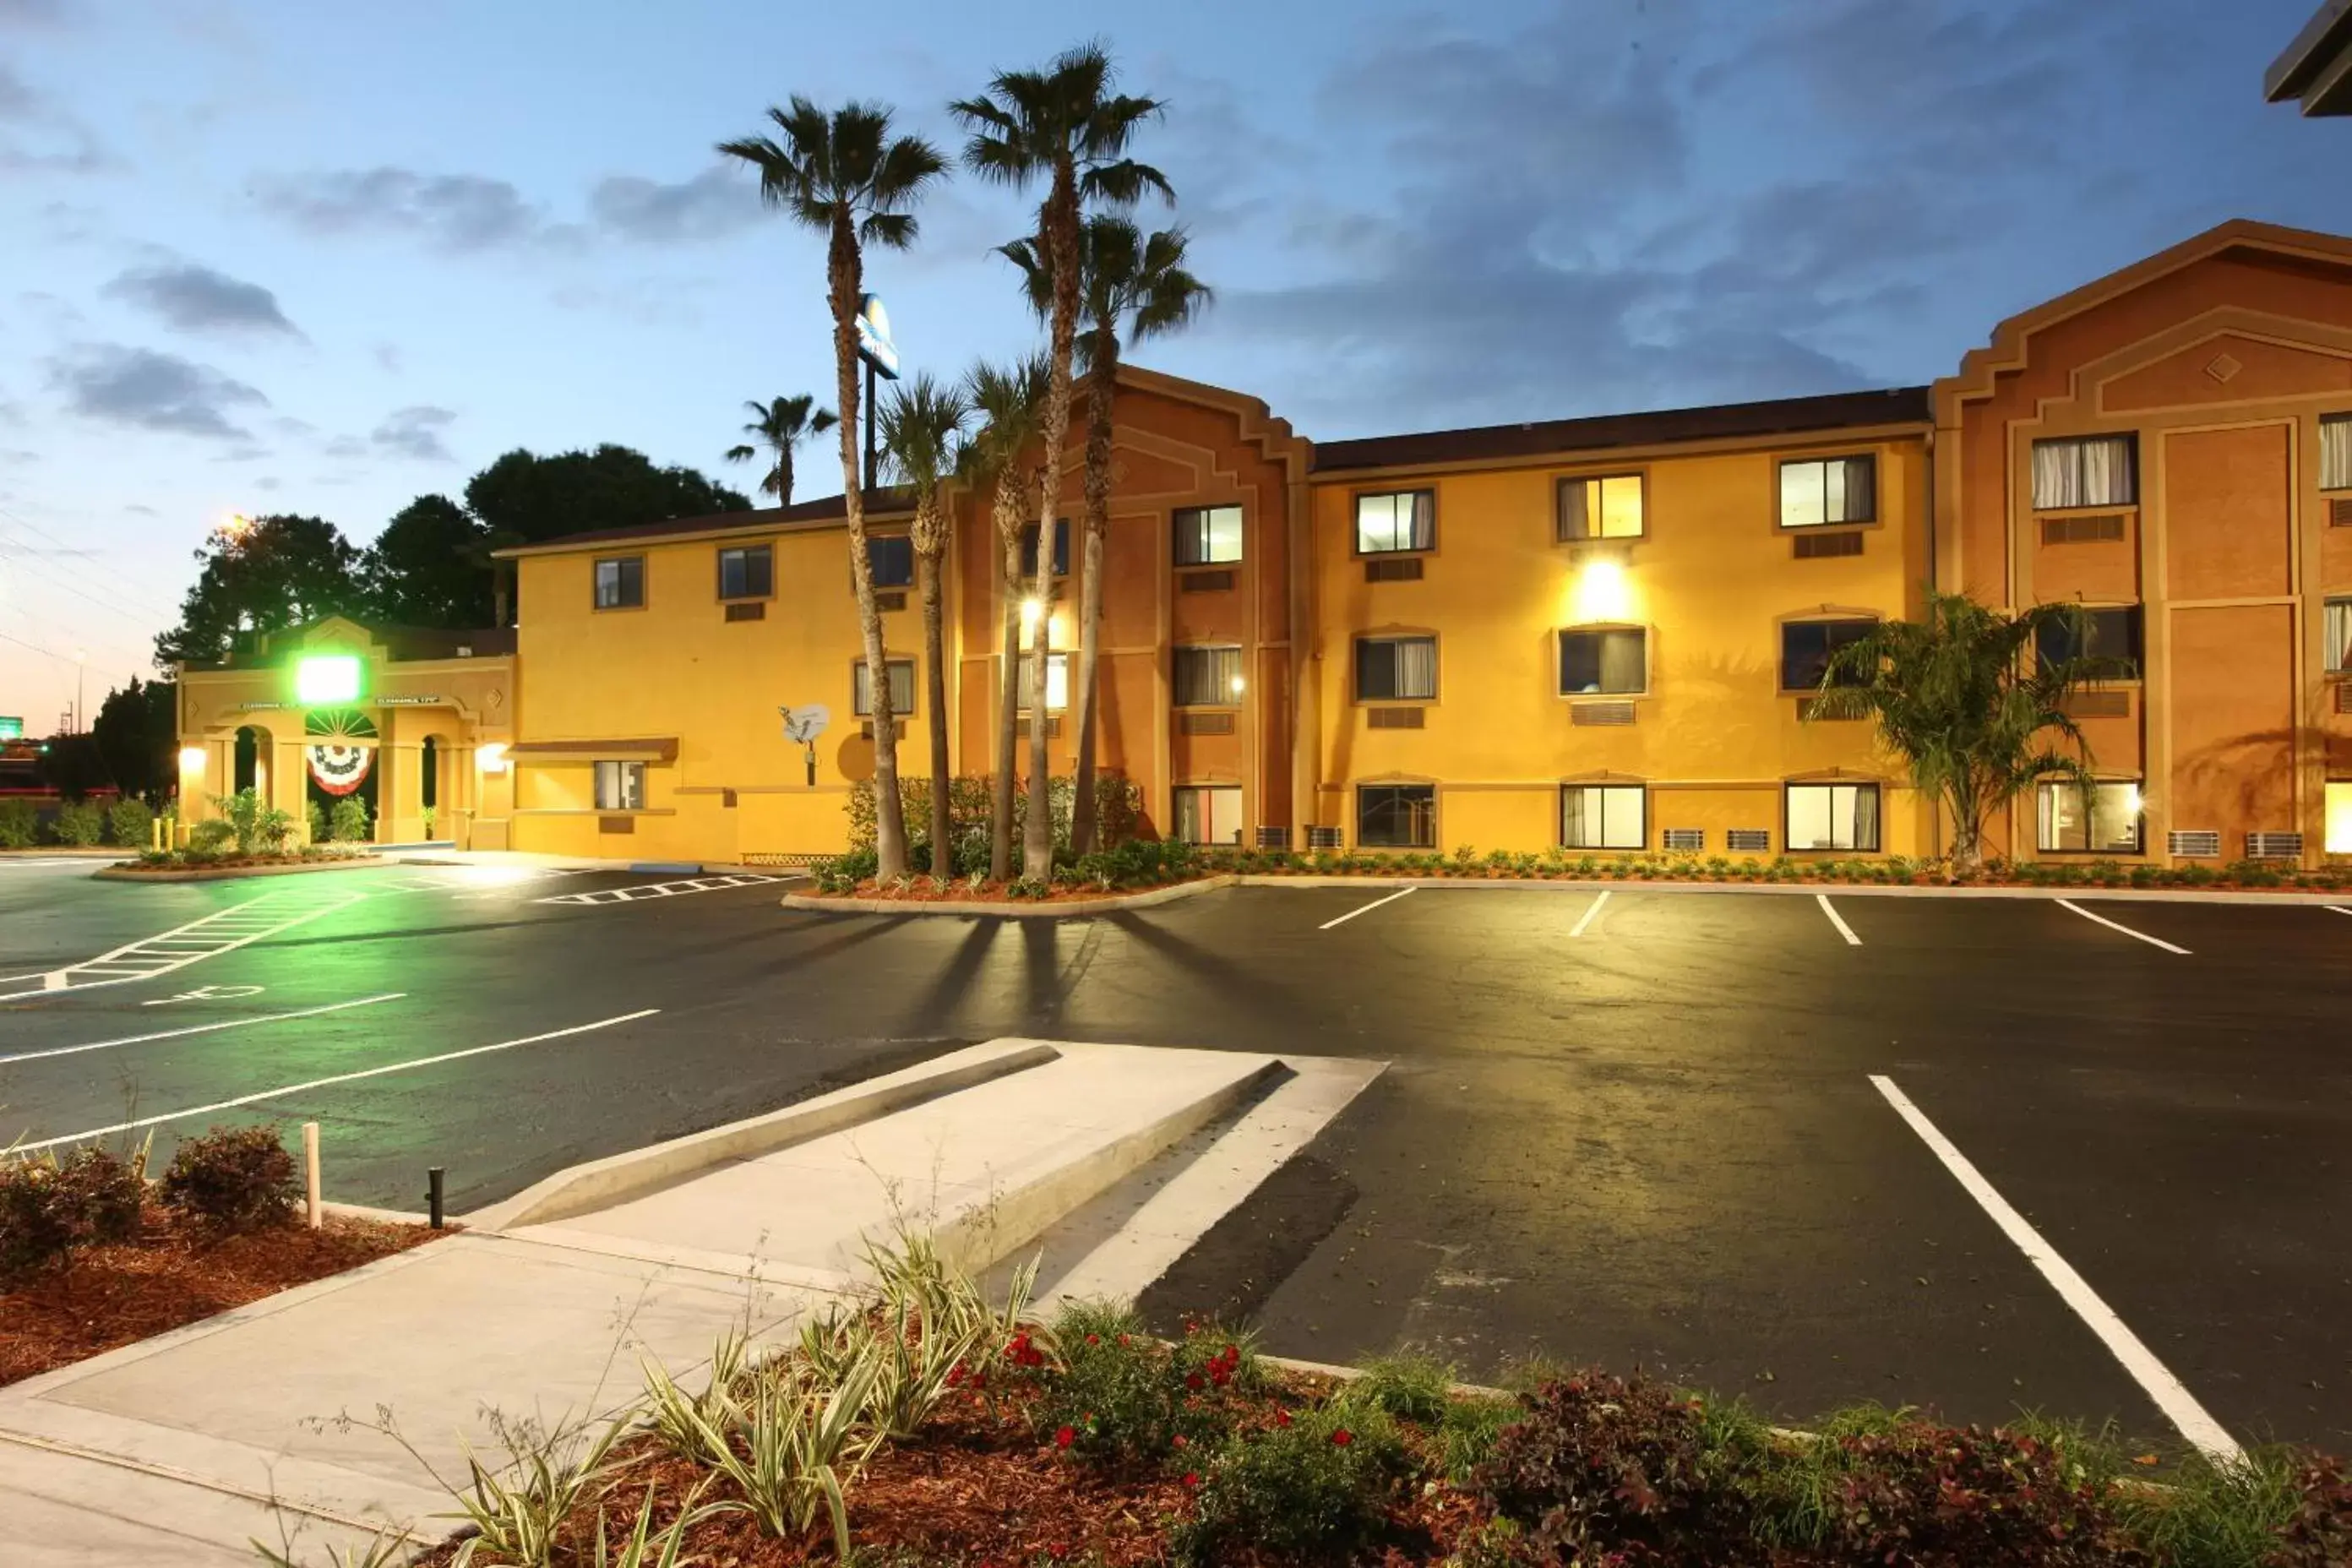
175, 221, 2352, 868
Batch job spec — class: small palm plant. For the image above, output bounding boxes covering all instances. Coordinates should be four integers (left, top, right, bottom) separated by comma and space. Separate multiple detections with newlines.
1806, 591, 2133, 873
878, 374, 972, 879
724, 394, 837, 505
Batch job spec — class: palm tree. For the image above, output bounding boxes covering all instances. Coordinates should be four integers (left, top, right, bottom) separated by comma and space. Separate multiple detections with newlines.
1808, 591, 2133, 873
953, 41, 1170, 881
1004, 217, 1210, 852
878, 373, 970, 880
721, 99, 946, 881
960, 357, 1050, 881
724, 395, 838, 505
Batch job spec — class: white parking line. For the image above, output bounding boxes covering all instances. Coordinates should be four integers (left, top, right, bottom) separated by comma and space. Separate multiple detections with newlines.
1870, 1074, 2241, 1464
0, 887, 369, 1002
10, 1008, 662, 1154
2055, 899, 2191, 955
1319, 885, 1417, 930
2327, 906, 2352, 918
1569, 890, 1610, 938
538, 873, 786, 906
1816, 893, 1862, 945
0, 994, 406, 1068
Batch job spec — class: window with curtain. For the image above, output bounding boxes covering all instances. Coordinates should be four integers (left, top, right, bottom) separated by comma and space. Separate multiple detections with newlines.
1173, 786, 1244, 846
717, 545, 772, 600
2324, 416, 2352, 493
1173, 645, 1244, 706
2032, 435, 2137, 509
1173, 505, 1244, 565
2327, 598, 2352, 675
1018, 520, 1071, 577
1356, 634, 1438, 700
866, 535, 915, 588
2037, 606, 2143, 672
1785, 782, 1879, 851
1780, 619, 1876, 691
1356, 490, 1435, 553
2038, 780, 2143, 854
1561, 785, 1646, 850
1557, 474, 1646, 541
593, 760, 645, 811
852, 658, 916, 716
593, 556, 644, 609
1777, 456, 1876, 527
1015, 651, 1070, 711
1558, 628, 1647, 695
1358, 784, 1435, 847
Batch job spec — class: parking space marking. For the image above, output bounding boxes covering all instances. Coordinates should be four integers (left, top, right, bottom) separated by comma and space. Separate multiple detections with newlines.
1816, 893, 1862, 945
0, 887, 370, 1002
538, 873, 787, 906
1870, 1074, 2241, 1464
11, 1008, 662, 1155
0, 993, 406, 1067
2055, 899, 2191, 955
1318, 885, 1417, 930
1568, 890, 1609, 938
2328, 906, 2352, 918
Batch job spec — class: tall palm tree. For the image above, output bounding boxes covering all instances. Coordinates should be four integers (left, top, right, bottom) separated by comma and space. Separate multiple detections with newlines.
960, 356, 1050, 881
1809, 592, 2133, 873
724, 394, 837, 505
878, 373, 970, 880
953, 41, 1170, 881
1004, 217, 1210, 852
721, 99, 946, 880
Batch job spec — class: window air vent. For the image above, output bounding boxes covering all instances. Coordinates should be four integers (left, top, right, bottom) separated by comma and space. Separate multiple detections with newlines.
2064, 689, 2130, 717
1366, 706, 1425, 730
1180, 569, 1237, 593
2338, 682, 2352, 716
1015, 716, 1063, 739
2041, 514, 2128, 544
1364, 557, 1424, 583
1255, 825, 1290, 849
2167, 830, 2221, 858
1307, 825, 1345, 850
1662, 828, 1705, 852
597, 815, 634, 836
2246, 831, 2304, 861
1794, 531, 1865, 559
874, 591, 907, 612
1180, 711, 1236, 736
1570, 700, 1636, 727
1727, 828, 1772, 853
723, 601, 765, 622
2331, 496, 2352, 528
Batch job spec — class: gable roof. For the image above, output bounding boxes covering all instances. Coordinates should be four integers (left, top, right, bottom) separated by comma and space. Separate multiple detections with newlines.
495, 487, 921, 557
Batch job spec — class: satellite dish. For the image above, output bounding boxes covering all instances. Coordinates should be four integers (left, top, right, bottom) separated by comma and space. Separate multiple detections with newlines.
780, 704, 830, 744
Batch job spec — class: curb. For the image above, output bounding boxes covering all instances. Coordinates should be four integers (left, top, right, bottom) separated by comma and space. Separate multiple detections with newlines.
91, 856, 391, 883
1229, 874, 2352, 906
0, 848, 131, 859
779, 874, 1236, 918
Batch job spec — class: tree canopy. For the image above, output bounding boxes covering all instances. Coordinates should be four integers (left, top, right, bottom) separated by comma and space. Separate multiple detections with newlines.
465, 444, 751, 547
155, 514, 360, 666
360, 495, 494, 629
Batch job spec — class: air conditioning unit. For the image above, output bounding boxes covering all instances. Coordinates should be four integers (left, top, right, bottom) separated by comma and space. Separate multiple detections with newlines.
1727, 829, 1772, 853
1662, 828, 1704, 852
2166, 830, 2220, 858
2246, 831, 2304, 861
1255, 825, 1290, 849
1306, 825, 1344, 849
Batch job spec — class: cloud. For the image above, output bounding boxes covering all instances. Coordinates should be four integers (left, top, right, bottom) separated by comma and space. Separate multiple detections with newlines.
253, 476, 280, 492
0, 61, 111, 173
589, 166, 761, 242
248, 166, 578, 253
372, 341, 401, 374
102, 260, 302, 337
371, 405, 456, 462
321, 435, 367, 460
0, 449, 38, 466
124, 502, 158, 515
47, 343, 267, 439
0, 0, 77, 26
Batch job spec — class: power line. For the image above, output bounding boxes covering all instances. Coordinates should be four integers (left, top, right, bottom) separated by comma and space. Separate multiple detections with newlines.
0, 511, 182, 625
0, 626, 78, 666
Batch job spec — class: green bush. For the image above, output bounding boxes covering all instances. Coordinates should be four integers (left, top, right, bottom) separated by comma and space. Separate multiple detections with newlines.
159, 1124, 298, 1233
186, 819, 236, 859
328, 794, 372, 843
811, 846, 879, 894
0, 798, 36, 848
105, 796, 154, 847
48, 799, 103, 846
306, 800, 329, 843
1037, 1305, 1255, 1472
1175, 1399, 1410, 1566
0, 1146, 145, 1282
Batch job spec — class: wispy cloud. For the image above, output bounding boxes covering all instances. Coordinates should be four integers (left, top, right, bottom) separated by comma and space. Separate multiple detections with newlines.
590, 166, 762, 243
47, 343, 268, 439
371, 404, 456, 462
0, 61, 112, 173
248, 166, 579, 253
102, 259, 303, 337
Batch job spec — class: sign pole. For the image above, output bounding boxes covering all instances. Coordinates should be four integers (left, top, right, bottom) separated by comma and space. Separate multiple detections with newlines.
863, 357, 878, 493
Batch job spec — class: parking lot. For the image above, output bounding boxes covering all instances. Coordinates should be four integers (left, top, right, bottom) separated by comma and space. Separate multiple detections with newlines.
2, 857, 2346, 1456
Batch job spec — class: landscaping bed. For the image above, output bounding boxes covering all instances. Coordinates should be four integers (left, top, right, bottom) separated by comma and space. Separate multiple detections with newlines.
99, 846, 384, 879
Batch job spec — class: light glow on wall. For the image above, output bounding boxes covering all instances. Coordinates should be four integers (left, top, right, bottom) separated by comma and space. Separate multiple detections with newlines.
477, 742, 509, 773
1020, 597, 1045, 630
178, 746, 205, 774
1566, 557, 1636, 625
2328, 781, 2352, 854
293, 654, 363, 705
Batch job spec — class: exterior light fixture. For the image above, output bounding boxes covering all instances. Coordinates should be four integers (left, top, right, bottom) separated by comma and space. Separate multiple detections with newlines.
178, 746, 206, 774
1020, 597, 1045, 629
476, 742, 509, 773
293, 653, 363, 705
1229, 674, 1247, 695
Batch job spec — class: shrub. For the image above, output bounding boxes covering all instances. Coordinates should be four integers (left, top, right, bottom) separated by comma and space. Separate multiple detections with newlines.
1342, 1351, 1456, 1426
1037, 1307, 1255, 1471
159, 1124, 298, 1232
1176, 1399, 1410, 1567
49, 799, 104, 846
187, 818, 236, 859
0, 1159, 74, 1281
0, 1146, 145, 1282
1803, 1418, 2141, 1566
106, 796, 155, 847
51, 1146, 146, 1246
811, 847, 879, 894
329, 794, 373, 843
306, 800, 329, 843
0, 797, 36, 847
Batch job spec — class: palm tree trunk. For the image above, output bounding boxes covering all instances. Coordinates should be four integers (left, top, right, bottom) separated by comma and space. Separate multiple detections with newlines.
830, 208, 908, 879
778, 445, 793, 508
1022, 175, 1082, 883
991, 492, 1022, 882
917, 528, 951, 880
1069, 333, 1118, 855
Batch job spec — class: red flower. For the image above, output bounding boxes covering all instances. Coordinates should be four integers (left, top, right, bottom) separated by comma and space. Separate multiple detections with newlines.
1185, 1372, 1205, 1391
1086, 1334, 1100, 1346
1222, 1344, 1239, 1363
1055, 1424, 1075, 1450
1275, 1408, 1293, 1428
1172, 1434, 1188, 1450
1331, 1428, 1354, 1447
1183, 1471, 1201, 1489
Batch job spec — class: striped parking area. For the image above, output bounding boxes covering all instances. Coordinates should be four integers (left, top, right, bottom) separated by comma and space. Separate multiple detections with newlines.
0, 885, 368, 1000
537, 872, 788, 906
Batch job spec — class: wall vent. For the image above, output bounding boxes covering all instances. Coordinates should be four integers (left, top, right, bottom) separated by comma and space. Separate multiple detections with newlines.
1364, 557, 1424, 583
1306, 825, 1345, 850
1366, 706, 1425, 730
1794, 530, 1865, 558
1255, 825, 1291, 849
2064, 689, 2131, 717
723, 601, 766, 622
1179, 711, 1236, 736
2338, 681, 2352, 715
2040, 513, 2127, 544
1015, 715, 1063, 739
1179, 569, 1236, 593
1727, 828, 1772, 853
597, 815, 634, 836
1570, 700, 1636, 727
2246, 831, 2304, 861
2330, 496, 2352, 528
2166, 829, 2221, 858
1662, 827, 1705, 852
874, 590, 907, 612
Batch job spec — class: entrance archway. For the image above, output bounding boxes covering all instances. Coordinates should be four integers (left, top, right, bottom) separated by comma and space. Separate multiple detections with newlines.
303, 707, 379, 838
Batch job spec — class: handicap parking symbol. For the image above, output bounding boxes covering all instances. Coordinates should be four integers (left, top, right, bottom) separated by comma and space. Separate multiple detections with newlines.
143, 984, 266, 1007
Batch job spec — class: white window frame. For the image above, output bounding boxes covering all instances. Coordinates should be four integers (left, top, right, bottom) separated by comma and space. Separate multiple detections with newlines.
1355, 490, 1435, 554
2326, 597, 2352, 676
593, 760, 646, 811
2036, 779, 2143, 855
1558, 627, 1648, 696
852, 658, 916, 718
1557, 473, 1646, 542
1173, 784, 1245, 847
1173, 645, 1244, 707
1173, 504, 1244, 566
1355, 634, 1438, 702
1561, 784, 1647, 850
1778, 455, 1876, 528
1015, 651, 1070, 713
2323, 415, 2352, 493
2031, 434, 2137, 509
1785, 782, 1880, 852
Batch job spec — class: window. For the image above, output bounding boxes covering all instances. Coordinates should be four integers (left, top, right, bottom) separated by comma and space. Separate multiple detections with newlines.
1557, 474, 1645, 541
1559, 628, 1647, 695
1355, 634, 1437, 701
1174, 505, 1244, 565
2328, 598, 2352, 675
593, 556, 644, 609
1173, 645, 1244, 707
2038, 780, 2143, 854
2325, 416, 2352, 493
1173, 785, 1244, 846
1019, 519, 1071, 578
1356, 490, 1435, 553
1015, 651, 1070, 711
1778, 456, 1876, 527
1562, 785, 1646, 850
1780, 618, 1876, 691
1358, 784, 1435, 848
593, 760, 645, 811
1785, 782, 1880, 852
2032, 435, 2137, 509
717, 545, 772, 600
2037, 606, 2143, 673
852, 658, 916, 717
2328, 781, 2352, 855
867, 535, 915, 588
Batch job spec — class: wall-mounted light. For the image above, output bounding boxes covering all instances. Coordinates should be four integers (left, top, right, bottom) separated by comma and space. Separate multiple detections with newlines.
476, 742, 509, 773
1566, 556, 1635, 625
1229, 674, 1247, 696
1020, 597, 1045, 630
178, 746, 206, 774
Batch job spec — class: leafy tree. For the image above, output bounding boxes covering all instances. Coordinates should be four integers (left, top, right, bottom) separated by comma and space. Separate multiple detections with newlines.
1808, 591, 2129, 871
959, 356, 1050, 880
463, 444, 751, 547
34, 731, 107, 800
879, 373, 970, 879
1005, 216, 1209, 852
90, 677, 177, 801
155, 514, 361, 667
360, 495, 493, 628
721, 97, 947, 881
725, 395, 837, 505
954, 41, 1170, 880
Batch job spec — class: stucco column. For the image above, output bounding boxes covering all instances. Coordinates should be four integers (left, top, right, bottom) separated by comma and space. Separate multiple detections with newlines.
270, 735, 308, 833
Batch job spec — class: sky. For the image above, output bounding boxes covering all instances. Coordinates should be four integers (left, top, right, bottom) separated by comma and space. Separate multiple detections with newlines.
2, 0, 2348, 731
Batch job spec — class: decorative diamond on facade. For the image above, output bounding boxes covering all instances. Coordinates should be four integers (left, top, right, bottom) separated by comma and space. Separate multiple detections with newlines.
2204, 352, 2243, 384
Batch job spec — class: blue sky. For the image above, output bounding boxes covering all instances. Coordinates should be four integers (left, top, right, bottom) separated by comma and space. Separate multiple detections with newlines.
1, 0, 2345, 727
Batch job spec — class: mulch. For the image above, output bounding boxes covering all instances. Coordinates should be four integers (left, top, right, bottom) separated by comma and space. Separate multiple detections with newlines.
0, 1206, 440, 1386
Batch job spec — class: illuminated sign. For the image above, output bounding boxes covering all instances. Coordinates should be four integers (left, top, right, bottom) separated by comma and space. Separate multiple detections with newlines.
0, 716, 20, 739
855, 294, 900, 380
294, 654, 363, 705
